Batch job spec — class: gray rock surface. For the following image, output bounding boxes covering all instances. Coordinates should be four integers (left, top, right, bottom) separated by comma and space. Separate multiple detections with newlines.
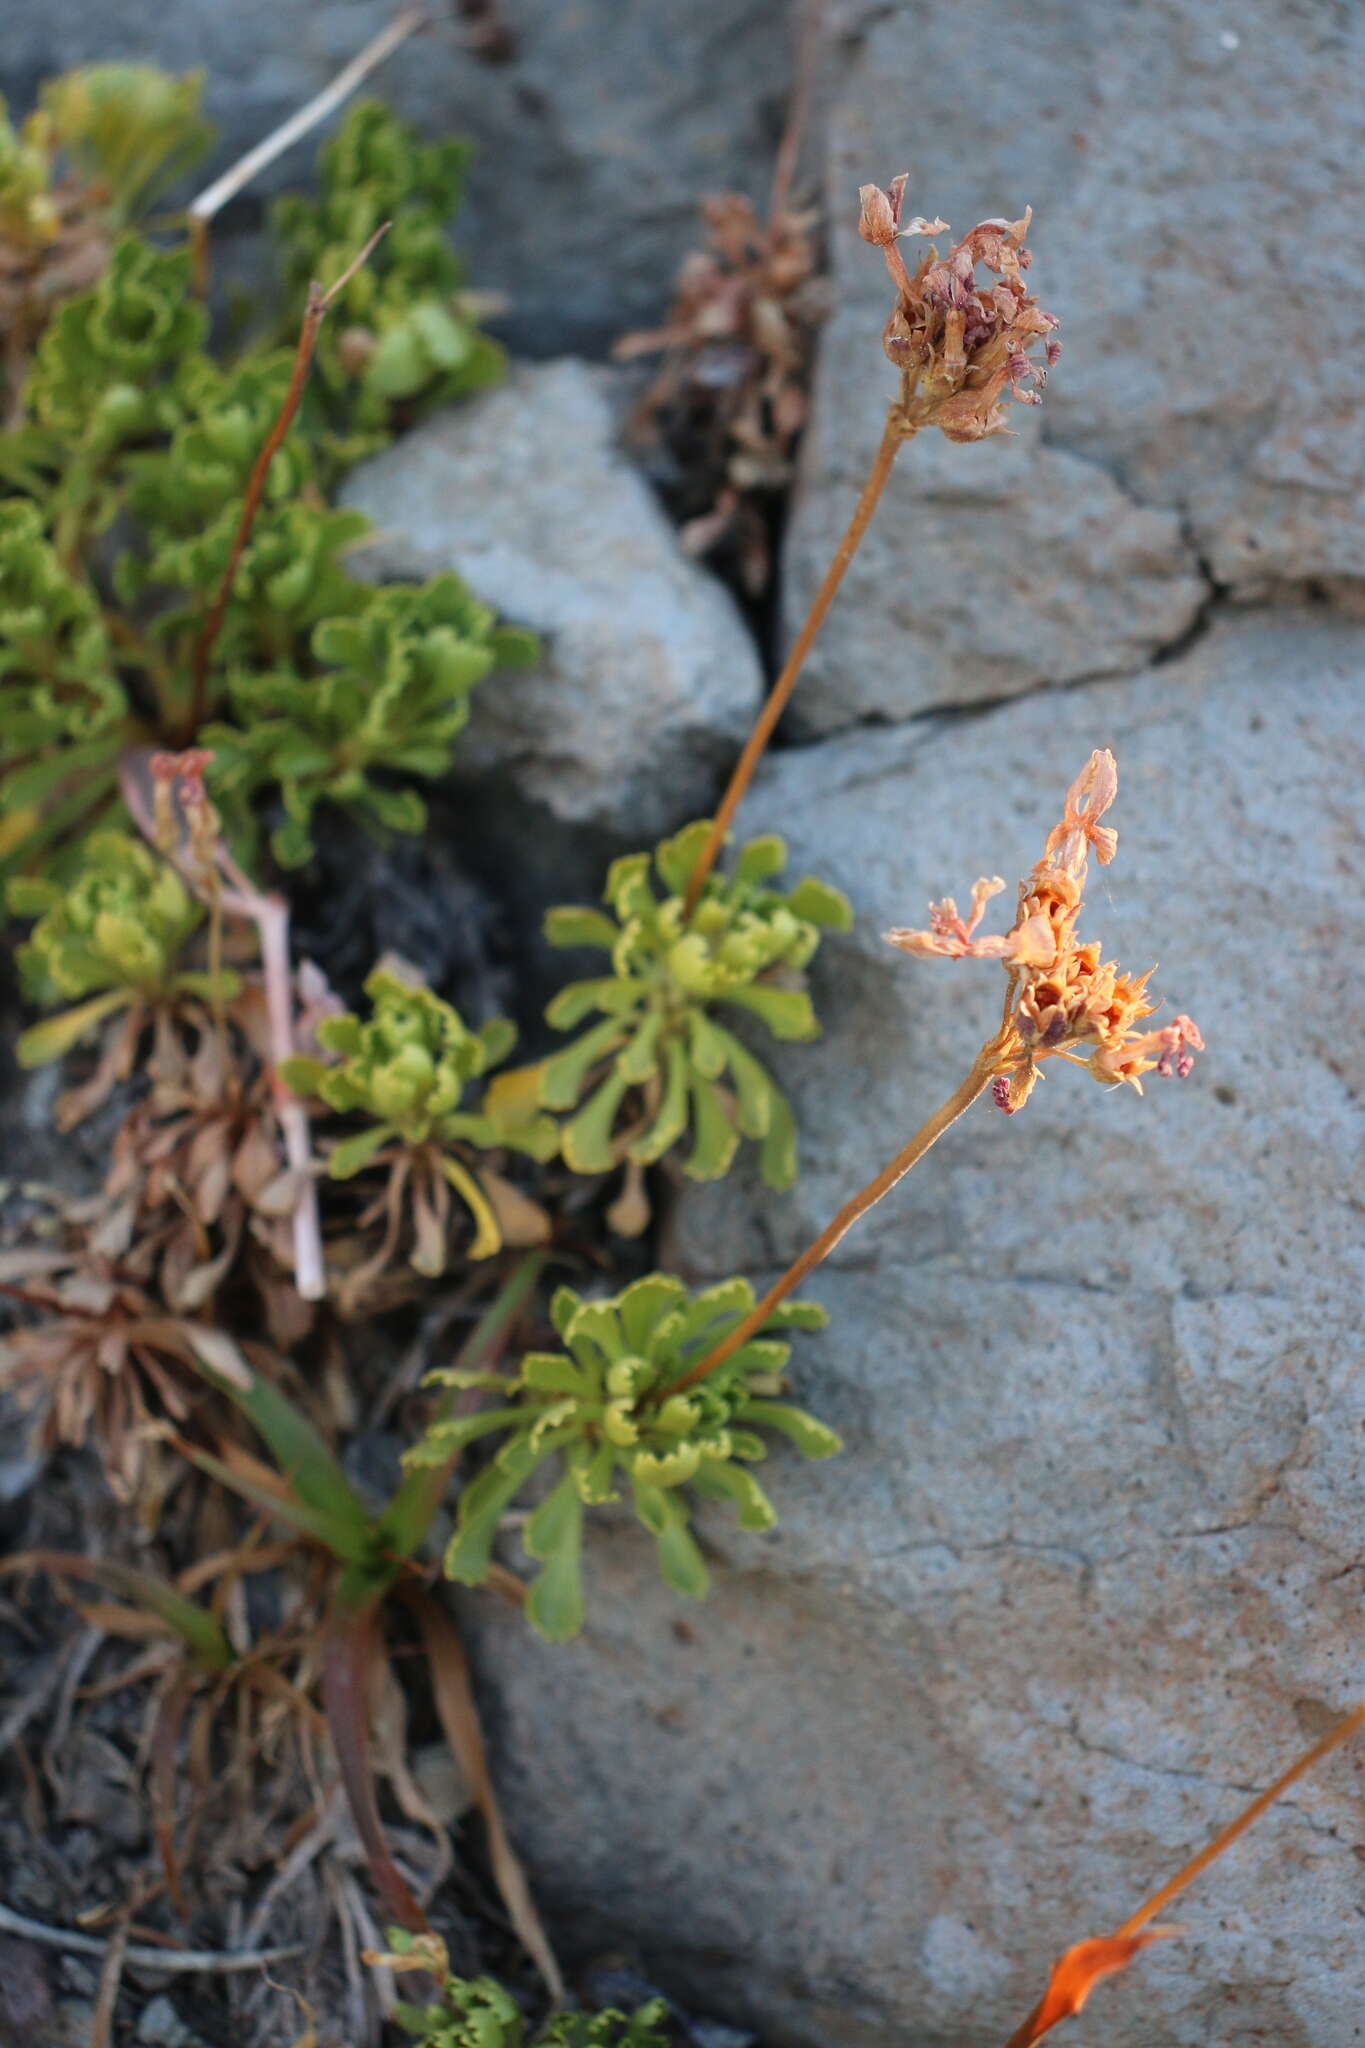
782, 0, 1365, 729
784, 412, 1207, 733
342, 359, 763, 843
464, 609, 1365, 2048
2, 0, 796, 357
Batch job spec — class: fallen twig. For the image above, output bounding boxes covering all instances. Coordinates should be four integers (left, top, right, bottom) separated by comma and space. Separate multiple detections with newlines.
187, 8, 425, 232
0, 1901, 304, 1973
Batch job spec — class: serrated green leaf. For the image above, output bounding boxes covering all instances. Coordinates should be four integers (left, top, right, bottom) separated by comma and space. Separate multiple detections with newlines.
787, 874, 855, 930
520, 1351, 590, 1396
540, 1014, 630, 1111
560, 1066, 631, 1174
683, 1069, 740, 1182
693, 1459, 778, 1530
653, 818, 712, 897
758, 1079, 799, 1190
732, 833, 787, 885
402, 1407, 525, 1466
326, 1123, 395, 1178
741, 1399, 843, 1459
721, 981, 820, 1041
543, 906, 620, 952
627, 1034, 689, 1165
16, 987, 131, 1066
617, 1273, 688, 1353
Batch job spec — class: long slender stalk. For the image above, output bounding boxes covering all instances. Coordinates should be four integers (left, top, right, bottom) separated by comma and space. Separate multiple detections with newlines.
183, 222, 389, 736
1117, 1695, 1365, 1938
998, 1695, 1365, 2048
683, 408, 909, 918
669, 1040, 998, 1393
766, 0, 824, 235
252, 887, 327, 1301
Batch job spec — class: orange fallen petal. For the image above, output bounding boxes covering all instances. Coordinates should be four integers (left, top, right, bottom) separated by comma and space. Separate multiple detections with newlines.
1012, 1928, 1181, 2046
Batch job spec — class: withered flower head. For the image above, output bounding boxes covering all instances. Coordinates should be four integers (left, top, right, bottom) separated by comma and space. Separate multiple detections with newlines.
858, 173, 1060, 442
885, 749, 1204, 1111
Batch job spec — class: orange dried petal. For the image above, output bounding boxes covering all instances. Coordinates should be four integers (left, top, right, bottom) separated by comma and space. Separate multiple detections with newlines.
1015, 1928, 1180, 2045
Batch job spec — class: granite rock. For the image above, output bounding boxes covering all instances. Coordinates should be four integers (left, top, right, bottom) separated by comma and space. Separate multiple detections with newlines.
464, 610, 1365, 2048
0, 0, 797, 357
781, 0, 1365, 729
342, 359, 764, 844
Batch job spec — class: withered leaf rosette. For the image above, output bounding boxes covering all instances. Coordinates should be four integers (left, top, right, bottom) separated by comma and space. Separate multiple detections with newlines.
406, 1273, 841, 1639
282, 966, 558, 1306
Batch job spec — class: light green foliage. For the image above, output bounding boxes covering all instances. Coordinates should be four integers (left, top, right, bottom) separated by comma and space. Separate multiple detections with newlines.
381, 1931, 669, 2047
412, 1272, 840, 1639
0, 500, 121, 761
5, 829, 220, 1065
541, 820, 852, 1189
203, 574, 537, 867
272, 100, 503, 443
0, 98, 58, 248
0, 65, 209, 254
0, 76, 516, 881
36, 65, 211, 224
282, 967, 556, 1256
23, 237, 206, 450
10, 829, 200, 1003
125, 349, 317, 537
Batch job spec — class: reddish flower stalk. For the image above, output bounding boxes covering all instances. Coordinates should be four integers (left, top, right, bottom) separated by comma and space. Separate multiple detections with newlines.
1000, 1695, 1365, 2047
683, 178, 1059, 918
670, 750, 1199, 1394
183, 221, 390, 737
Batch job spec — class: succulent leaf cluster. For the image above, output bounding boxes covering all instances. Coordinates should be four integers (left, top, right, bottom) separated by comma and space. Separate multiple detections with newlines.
0, 79, 512, 881
411, 1272, 840, 1639
0, 500, 122, 768
0, 64, 209, 256
272, 100, 503, 440
381, 1933, 668, 2048
283, 967, 556, 1264
6, 829, 218, 1066
541, 820, 852, 1188
23, 237, 206, 450
36, 65, 211, 225
204, 574, 536, 866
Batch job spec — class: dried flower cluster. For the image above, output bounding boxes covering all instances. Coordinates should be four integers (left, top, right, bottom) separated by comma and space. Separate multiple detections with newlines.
887, 750, 1204, 1110
615, 191, 826, 592
858, 173, 1060, 441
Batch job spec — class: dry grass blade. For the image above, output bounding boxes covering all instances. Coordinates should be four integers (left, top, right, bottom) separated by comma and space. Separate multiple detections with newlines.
401, 1585, 563, 2004
320, 1603, 426, 1934
150, 1665, 200, 1917
90, 1915, 130, 2048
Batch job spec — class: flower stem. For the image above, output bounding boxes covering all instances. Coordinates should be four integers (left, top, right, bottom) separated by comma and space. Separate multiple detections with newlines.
997, 1694, 1365, 2048
682, 407, 911, 919
1115, 1695, 1365, 1940
182, 221, 390, 739
669, 1040, 998, 1393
